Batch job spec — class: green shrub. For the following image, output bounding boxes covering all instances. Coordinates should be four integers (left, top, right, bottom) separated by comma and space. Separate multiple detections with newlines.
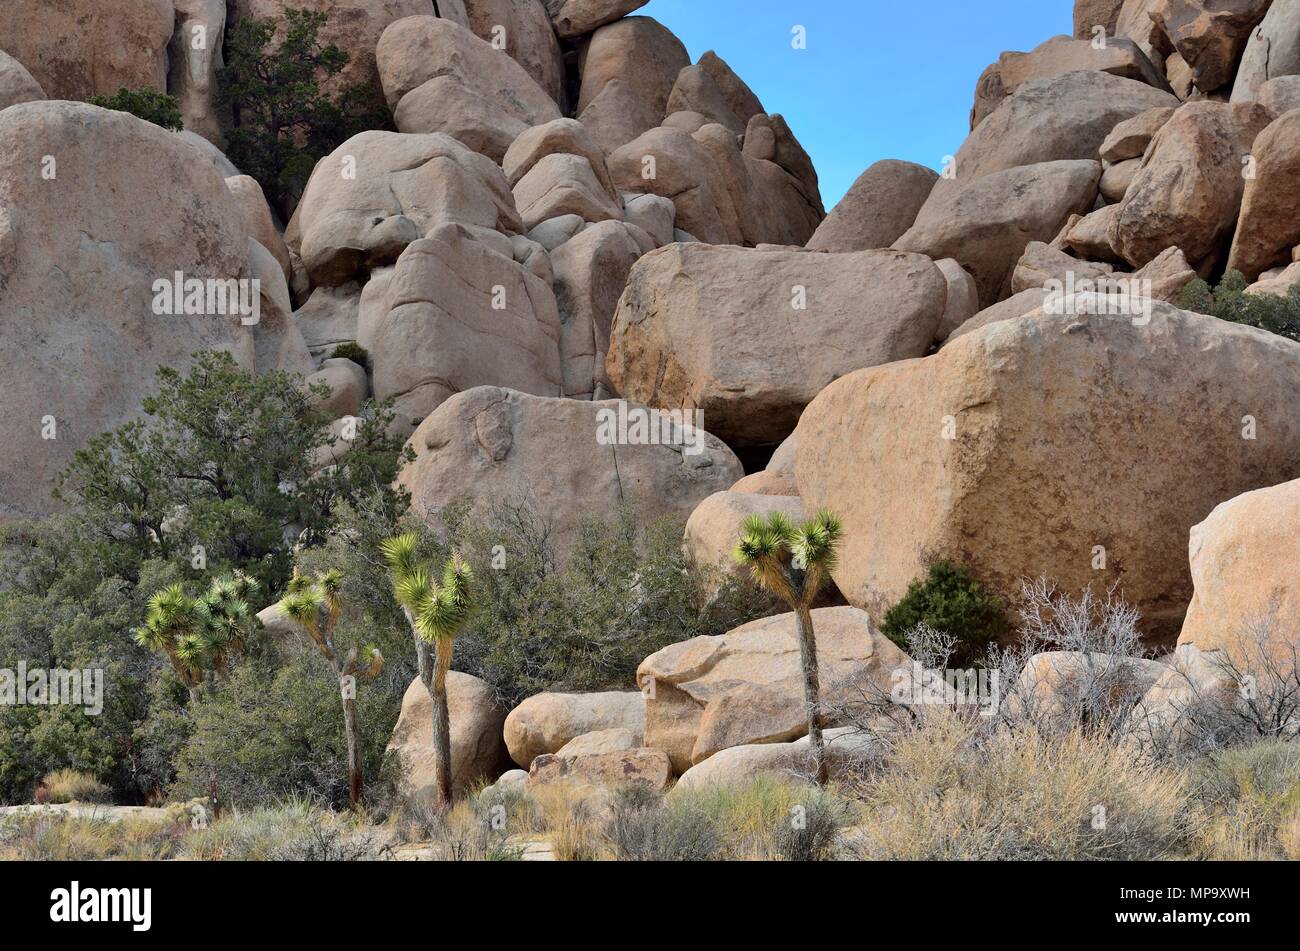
40, 769, 111, 804
605, 784, 723, 861
882, 560, 1008, 665
329, 343, 370, 369
1178, 270, 1300, 343
218, 9, 391, 216
88, 87, 183, 131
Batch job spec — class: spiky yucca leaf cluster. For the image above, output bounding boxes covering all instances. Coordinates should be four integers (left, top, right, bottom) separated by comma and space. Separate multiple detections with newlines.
734, 509, 843, 608
135, 572, 259, 684
380, 533, 473, 644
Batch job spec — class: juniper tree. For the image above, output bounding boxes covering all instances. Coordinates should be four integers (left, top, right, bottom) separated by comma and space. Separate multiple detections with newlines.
278, 569, 384, 808
135, 572, 261, 702
380, 534, 473, 809
734, 510, 843, 785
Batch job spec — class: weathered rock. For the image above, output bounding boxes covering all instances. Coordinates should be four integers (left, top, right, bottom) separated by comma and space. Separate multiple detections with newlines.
1110, 101, 1273, 267
513, 154, 624, 231
1227, 111, 1300, 281
1150, 0, 1271, 93
528, 747, 672, 791
1100, 158, 1142, 201
577, 16, 689, 119
637, 607, 911, 772
607, 124, 823, 247
607, 244, 947, 447
795, 301, 1300, 642
226, 175, 290, 281
0, 0, 173, 101
1246, 261, 1300, 296
894, 160, 1101, 307
731, 434, 800, 496
387, 673, 509, 799
806, 160, 937, 253
1099, 106, 1177, 161
504, 691, 645, 767
622, 194, 675, 247
550, 220, 644, 400
294, 283, 362, 359
0, 102, 259, 519
0, 49, 44, 110
395, 386, 744, 554
305, 358, 368, 418
543, 0, 650, 39
683, 491, 806, 589
504, 118, 619, 200
527, 214, 586, 251
947, 287, 1054, 342
665, 51, 763, 133
294, 131, 521, 287
1176, 479, 1300, 669
554, 728, 641, 757
1117, 0, 1173, 73
934, 258, 981, 341
1131, 244, 1198, 301
462, 0, 566, 107
937, 71, 1176, 211
1075, 0, 1127, 38
377, 15, 561, 162
1009, 651, 1170, 722
576, 78, 662, 155
1126, 643, 1240, 744
1257, 74, 1300, 114
367, 226, 563, 429
1063, 205, 1123, 263
672, 727, 878, 792
1232, 0, 1300, 102
1011, 242, 1112, 295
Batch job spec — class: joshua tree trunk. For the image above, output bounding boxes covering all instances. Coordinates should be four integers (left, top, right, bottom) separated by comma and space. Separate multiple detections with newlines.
410, 619, 454, 810
341, 690, 363, 808
794, 605, 828, 785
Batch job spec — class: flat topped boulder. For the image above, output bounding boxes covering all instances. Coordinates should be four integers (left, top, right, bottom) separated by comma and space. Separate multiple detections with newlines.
504, 690, 645, 767
0, 101, 258, 520
395, 386, 743, 556
793, 300, 1300, 644
637, 606, 911, 773
607, 244, 947, 448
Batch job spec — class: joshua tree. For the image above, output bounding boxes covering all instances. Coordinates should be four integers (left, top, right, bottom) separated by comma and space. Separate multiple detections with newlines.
734, 509, 843, 784
380, 533, 473, 810
279, 569, 384, 809
135, 572, 261, 702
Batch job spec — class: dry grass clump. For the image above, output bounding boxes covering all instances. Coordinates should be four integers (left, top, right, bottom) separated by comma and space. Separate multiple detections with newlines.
1191, 739, 1300, 860
0, 813, 186, 861
39, 769, 111, 805
845, 714, 1200, 860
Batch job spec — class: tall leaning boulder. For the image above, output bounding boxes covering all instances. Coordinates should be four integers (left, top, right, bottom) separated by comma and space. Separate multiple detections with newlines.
607, 245, 948, 448
1227, 110, 1300, 281
0, 50, 44, 110
0, 102, 258, 519
806, 160, 937, 253
395, 386, 743, 555
794, 301, 1300, 643
1109, 101, 1273, 268
1149, 0, 1271, 93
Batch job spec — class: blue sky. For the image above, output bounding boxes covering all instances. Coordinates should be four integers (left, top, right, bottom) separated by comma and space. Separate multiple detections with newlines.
639, 0, 1076, 210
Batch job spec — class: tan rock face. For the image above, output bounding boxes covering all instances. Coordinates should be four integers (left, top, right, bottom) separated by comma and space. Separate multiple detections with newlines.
607, 123, 823, 247
1150, 0, 1272, 93
1117, 0, 1173, 72
225, 176, 290, 281
1109, 101, 1273, 268
1009, 651, 1170, 723
294, 131, 521, 287
683, 491, 806, 590
1075, 0, 1127, 38
396, 386, 744, 555
462, 0, 565, 108
934, 258, 981, 341
1257, 75, 1300, 114
554, 728, 641, 757
0, 49, 44, 110
1100, 158, 1141, 202
1099, 106, 1177, 162
386, 673, 509, 799
1227, 111, 1300, 281
367, 226, 563, 430
504, 691, 645, 767
894, 160, 1101, 307
1231, 0, 1300, 102
806, 160, 937, 253
1176, 479, 1300, 669
607, 244, 947, 448
576, 78, 662, 155
513, 154, 624, 231
933, 71, 1176, 213
527, 748, 672, 791
543, 0, 650, 39
0, 0, 173, 101
666, 51, 765, 134
637, 607, 911, 773
672, 727, 876, 792
0, 102, 257, 520
377, 15, 560, 162
795, 303, 1300, 643
578, 16, 689, 119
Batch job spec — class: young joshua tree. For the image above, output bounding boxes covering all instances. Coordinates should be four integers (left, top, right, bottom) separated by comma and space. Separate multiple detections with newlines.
279, 569, 384, 809
380, 533, 473, 810
135, 572, 261, 702
734, 509, 844, 785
